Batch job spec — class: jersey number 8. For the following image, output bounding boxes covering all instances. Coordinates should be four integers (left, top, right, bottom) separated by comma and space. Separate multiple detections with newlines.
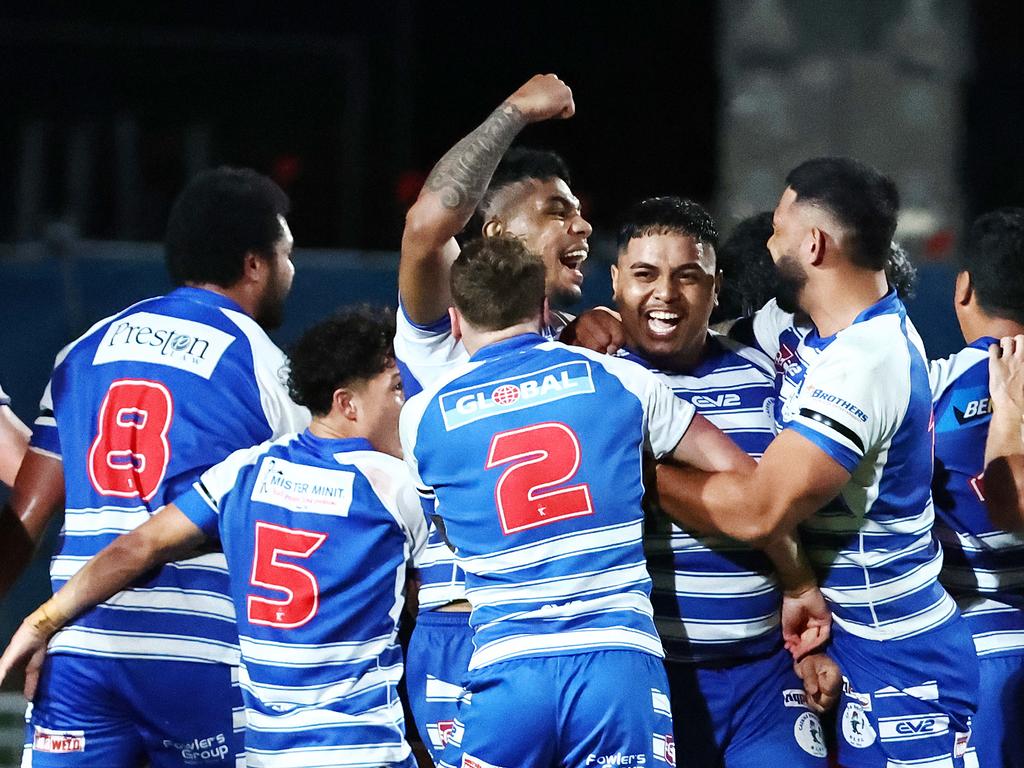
88, 379, 174, 501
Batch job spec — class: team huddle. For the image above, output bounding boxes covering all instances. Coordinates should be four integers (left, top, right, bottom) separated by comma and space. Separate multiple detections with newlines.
1, 73, 1022, 768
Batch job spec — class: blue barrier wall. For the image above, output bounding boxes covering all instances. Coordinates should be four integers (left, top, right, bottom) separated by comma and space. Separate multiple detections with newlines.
0, 241, 961, 643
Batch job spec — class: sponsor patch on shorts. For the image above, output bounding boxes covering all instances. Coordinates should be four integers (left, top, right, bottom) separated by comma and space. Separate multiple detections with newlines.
34, 726, 86, 753
783, 688, 809, 708
841, 702, 877, 748
793, 712, 827, 757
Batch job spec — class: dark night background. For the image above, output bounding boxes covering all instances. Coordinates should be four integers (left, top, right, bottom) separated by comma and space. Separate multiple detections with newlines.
4, 1, 1017, 251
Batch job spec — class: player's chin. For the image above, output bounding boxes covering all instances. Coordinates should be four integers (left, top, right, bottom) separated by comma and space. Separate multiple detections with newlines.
550, 282, 584, 306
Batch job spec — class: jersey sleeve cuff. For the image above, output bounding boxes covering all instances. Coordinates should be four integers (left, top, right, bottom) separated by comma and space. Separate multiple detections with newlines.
398, 300, 452, 335
174, 483, 220, 538
788, 422, 861, 473
29, 423, 61, 457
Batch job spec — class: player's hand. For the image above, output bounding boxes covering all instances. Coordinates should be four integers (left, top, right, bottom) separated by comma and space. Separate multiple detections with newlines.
990, 335, 1024, 417
794, 652, 842, 714
561, 307, 625, 354
781, 585, 831, 659
506, 74, 575, 123
0, 620, 51, 698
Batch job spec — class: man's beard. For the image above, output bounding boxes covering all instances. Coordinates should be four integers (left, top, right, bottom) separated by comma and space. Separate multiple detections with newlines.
255, 272, 288, 331
774, 253, 808, 315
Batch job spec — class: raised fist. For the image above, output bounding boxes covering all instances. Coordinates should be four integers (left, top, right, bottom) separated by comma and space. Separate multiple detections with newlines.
507, 74, 575, 123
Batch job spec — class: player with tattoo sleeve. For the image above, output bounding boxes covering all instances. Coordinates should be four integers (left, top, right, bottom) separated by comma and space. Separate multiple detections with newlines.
396, 74, 592, 763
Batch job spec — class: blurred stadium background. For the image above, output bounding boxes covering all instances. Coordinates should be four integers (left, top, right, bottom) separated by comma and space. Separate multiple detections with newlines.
0, 2, 1021, 762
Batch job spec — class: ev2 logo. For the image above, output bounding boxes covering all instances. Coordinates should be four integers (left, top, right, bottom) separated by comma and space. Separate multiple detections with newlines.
690, 393, 740, 410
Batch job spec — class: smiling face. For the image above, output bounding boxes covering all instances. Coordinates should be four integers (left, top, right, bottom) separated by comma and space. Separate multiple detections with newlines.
349, 361, 405, 459
612, 232, 719, 368
497, 177, 592, 305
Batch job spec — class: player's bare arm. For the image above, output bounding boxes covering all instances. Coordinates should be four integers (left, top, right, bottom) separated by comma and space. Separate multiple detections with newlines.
561, 305, 626, 354
0, 404, 30, 487
0, 451, 65, 597
400, 74, 574, 324
665, 415, 830, 656
984, 335, 1024, 529
0, 503, 206, 695
655, 428, 850, 547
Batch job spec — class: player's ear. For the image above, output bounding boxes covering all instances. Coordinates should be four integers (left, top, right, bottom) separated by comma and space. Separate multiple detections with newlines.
610, 263, 620, 297
449, 307, 463, 342
954, 270, 973, 307
806, 227, 826, 267
242, 251, 263, 283
482, 219, 504, 238
713, 269, 722, 305
332, 387, 359, 422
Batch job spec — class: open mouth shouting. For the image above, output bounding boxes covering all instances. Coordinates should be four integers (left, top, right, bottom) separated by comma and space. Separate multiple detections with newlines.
645, 309, 682, 337
559, 247, 589, 283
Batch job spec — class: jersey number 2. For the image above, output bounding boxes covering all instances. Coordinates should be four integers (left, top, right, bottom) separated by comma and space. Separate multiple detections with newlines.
486, 422, 593, 535
88, 379, 173, 501
248, 521, 327, 629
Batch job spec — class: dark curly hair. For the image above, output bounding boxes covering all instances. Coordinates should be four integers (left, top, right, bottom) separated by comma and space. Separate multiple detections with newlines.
287, 306, 396, 416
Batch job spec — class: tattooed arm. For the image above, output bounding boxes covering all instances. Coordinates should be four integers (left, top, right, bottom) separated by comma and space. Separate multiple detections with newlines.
400, 74, 575, 324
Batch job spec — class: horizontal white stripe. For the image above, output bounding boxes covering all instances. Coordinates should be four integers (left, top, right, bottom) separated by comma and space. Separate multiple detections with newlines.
803, 509, 933, 538
649, 568, 777, 597
957, 597, 1021, 617
884, 757, 954, 768
63, 509, 151, 536
477, 591, 652, 630
810, 532, 936, 571
48, 626, 239, 665
416, 582, 468, 608
239, 633, 392, 668
465, 561, 649, 606
875, 682, 939, 701
424, 675, 464, 702
34, 415, 57, 428
246, 742, 410, 768
459, 520, 641, 574
239, 660, 403, 708
29, 446, 62, 461
820, 550, 944, 605
233, 707, 246, 731
50, 552, 228, 581
245, 697, 405, 731
702, 411, 775, 431
830, 593, 958, 641
973, 630, 1024, 656
655, 611, 778, 642
413, 542, 459, 569
941, 566, 1024, 591
651, 689, 671, 717
101, 587, 235, 622
470, 627, 663, 670
934, 526, 1024, 553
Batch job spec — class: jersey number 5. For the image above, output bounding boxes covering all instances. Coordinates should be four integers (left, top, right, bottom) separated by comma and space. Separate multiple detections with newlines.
88, 379, 173, 501
486, 422, 593, 535
248, 521, 327, 629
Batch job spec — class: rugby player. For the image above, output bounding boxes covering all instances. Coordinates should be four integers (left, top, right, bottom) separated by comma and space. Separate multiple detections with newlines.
655, 158, 978, 767
0, 308, 426, 768
0, 168, 309, 767
986, 334, 1024, 529
929, 208, 1024, 767
396, 73, 590, 762
400, 234, 760, 768
609, 196, 837, 765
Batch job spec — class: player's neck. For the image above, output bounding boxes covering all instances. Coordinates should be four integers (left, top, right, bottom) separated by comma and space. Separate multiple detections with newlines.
308, 415, 363, 443
804, 271, 888, 338
961, 312, 1024, 345
186, 281, 256, 317
460, 319, 543, 356
638, 333, 711, 374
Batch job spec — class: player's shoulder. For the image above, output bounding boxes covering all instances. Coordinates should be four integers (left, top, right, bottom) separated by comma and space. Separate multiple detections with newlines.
929, 342, 991, 403
706, 330, 775, 381
826, 310, 915, 372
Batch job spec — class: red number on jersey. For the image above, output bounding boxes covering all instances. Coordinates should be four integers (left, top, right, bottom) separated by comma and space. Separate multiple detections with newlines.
969, 471, 986, 502
88, 379, 174, 501
485, 421, 593, 535
248, 521, 328, 629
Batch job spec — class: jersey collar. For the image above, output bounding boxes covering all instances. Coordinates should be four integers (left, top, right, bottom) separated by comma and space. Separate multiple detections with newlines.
470, 332, 546, 362
300, 430, 374, 454
805, 288, 903, 350
969, 335, 1000, 351
171, 286, 247, 315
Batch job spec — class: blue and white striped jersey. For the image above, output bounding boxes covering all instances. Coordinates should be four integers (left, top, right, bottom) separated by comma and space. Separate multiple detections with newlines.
394, 304, 569, 613
930, 336, 1024, 658
624, 332, 783, 662
747, 293, 958, 641
400, 333, 696, 671
175, 432, 427, 768
30, 287, 309, 664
